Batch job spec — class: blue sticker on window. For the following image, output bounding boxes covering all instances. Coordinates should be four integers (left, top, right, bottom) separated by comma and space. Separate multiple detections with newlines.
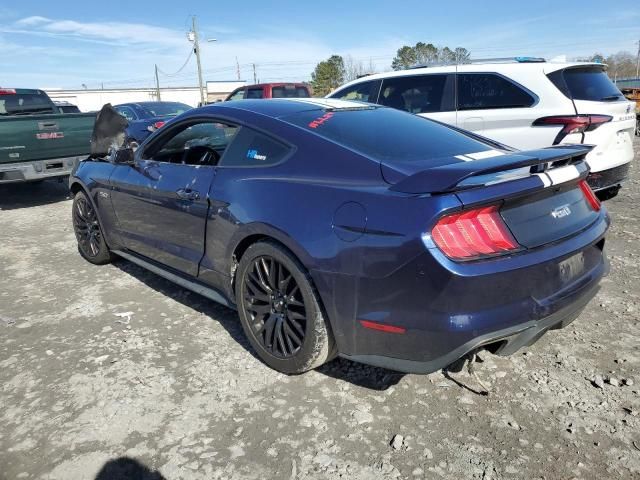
247, 149, 267, 161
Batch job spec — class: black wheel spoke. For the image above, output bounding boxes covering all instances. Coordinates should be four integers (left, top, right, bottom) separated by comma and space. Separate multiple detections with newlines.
242, 255, 308, 359
73, 197, 103, 259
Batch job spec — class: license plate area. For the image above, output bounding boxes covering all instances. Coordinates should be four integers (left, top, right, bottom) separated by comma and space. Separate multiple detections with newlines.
558, 252, 586, 284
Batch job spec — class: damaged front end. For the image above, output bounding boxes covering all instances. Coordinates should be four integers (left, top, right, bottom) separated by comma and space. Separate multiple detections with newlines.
89, 104, 130, 161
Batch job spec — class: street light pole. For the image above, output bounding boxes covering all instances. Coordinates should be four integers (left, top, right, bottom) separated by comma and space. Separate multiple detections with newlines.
154, 64, 161, 101
191, 16, 205, 106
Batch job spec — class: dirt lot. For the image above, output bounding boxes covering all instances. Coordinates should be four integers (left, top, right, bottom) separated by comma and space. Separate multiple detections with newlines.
1, 139, 639, 480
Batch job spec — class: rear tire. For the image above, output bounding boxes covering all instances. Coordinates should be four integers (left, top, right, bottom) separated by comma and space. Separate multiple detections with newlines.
235, 241, 336, 374
72, 190, 114, 265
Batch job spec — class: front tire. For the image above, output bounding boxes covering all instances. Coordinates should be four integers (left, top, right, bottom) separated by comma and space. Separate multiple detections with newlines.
235, 241, 336, 374
72, 190, 114, 265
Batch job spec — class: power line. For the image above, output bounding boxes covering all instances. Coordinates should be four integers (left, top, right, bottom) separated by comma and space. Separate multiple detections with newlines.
157, 48, 194, 77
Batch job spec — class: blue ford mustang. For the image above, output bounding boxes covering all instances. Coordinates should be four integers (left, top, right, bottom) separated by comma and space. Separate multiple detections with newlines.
70, 99, 609, 374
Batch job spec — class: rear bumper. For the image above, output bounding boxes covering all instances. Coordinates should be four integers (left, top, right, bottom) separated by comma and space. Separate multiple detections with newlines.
587, 162, 631, 191
0, 156, 82, 184
323, 212, 609, 375
341, 278, 602, 374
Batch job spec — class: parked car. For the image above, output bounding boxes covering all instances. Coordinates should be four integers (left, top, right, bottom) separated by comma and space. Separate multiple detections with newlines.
620, 87, 640, 136
224, 83, 311, 101
328, 58, 636, 200
113, 101, 192, 144
70, 99, 608, 375
0, 88, 96, 184
54, 101, 81, 114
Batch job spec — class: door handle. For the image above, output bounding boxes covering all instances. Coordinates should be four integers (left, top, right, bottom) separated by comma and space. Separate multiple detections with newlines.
176, 188, 200, 201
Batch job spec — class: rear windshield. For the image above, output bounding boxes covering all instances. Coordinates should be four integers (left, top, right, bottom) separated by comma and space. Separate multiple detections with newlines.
141, 102, 191, 117
551, 67, 624, 101
282, 106, 493, 165
272, 86, 310, 98
0, 93, 56, 116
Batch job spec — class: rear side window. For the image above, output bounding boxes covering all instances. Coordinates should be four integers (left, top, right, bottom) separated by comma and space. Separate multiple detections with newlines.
379, 74, 454, 113
220, 128, 290, 167
0, 93, 56, 116
330, 80, 381, 103
272, 86, 310, 98
246, 88, 264, 99
457, 73, 535, 110
283, 106, 493, 166
554, 67, 624, 101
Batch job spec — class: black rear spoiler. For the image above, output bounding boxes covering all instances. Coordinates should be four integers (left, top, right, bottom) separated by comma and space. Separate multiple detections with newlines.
388, 145, 594, 194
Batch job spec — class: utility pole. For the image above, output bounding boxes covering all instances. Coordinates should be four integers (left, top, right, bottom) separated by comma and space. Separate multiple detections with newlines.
636, 39, 640, 79
252, 63, 257, 84
154, 64, 161, 101
191, 16, 206, 106
236, 57, 241, 80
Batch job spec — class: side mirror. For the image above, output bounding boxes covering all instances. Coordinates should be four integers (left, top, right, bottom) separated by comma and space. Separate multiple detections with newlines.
113, 148, 135, 164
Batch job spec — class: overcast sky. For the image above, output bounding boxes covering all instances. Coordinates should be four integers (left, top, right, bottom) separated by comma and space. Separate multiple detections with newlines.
1, 1, 639, 89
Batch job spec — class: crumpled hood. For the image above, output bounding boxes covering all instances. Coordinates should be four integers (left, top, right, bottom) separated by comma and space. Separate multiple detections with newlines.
90, 104, 129, 158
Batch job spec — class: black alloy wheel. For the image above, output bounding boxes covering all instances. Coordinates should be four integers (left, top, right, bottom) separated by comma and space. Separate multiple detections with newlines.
72, 190, 113, 265
243, 256, 307, 358
236, 241, 336, 374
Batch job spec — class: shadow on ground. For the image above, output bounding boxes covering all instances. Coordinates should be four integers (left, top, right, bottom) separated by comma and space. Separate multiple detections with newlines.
113, 258, 405, 390
95, 457, 165, 480
0, 180, 71, 210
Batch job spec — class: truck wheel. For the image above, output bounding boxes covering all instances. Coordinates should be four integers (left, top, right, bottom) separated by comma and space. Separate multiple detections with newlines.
235, 241, 336, 374
72, 190, 114, 265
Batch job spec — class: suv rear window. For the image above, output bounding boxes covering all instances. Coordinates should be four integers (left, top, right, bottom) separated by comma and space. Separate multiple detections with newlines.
271, 86, 310, 98
379, 74, 454, 114
457, 73, 535, 110
282, 106, 492, 166
550, 66, 624, 101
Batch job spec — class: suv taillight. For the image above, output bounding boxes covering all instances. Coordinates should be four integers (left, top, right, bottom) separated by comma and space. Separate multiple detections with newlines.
532, 115, 612, 144
0, 88, 16, 95
431, 205, 520, 260
579, 180, 601, 211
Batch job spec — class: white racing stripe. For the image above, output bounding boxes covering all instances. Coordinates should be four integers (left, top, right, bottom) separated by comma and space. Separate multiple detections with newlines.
534, 173, 552, 187
545, 165, 580, 185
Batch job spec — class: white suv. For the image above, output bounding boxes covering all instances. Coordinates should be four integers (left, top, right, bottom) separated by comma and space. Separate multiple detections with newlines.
327, 58, 636, 199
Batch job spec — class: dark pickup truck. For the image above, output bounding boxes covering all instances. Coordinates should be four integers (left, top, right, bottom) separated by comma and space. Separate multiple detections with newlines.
0, 88, 95, 183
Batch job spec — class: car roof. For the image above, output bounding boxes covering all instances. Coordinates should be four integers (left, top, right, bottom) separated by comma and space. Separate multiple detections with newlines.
199, 98, 374, 118
240, 83, 309, 89
331, 61, 604, 93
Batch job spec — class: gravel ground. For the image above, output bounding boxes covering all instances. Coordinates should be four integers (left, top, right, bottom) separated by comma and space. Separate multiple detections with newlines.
1, 139, 639, 480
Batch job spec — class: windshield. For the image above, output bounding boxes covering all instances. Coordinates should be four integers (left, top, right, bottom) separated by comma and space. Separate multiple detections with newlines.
282, 106, 494, 166
141, 102, 191, 118
0, 93, 56, 116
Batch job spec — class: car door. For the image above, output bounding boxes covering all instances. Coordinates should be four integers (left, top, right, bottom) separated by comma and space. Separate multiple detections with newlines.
377, 74, 456, 126
111, 119, 239, 276
456, 73, 539, 148
197, 126, 293, 286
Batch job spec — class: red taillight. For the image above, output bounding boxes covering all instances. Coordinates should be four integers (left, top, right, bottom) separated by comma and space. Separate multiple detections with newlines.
359, 320, 406, 334
153, 121, 166, 129
532, 115, 612, 144
0, 88, 16, 95
431, 205, 519, 260
579, 180, 601, 211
